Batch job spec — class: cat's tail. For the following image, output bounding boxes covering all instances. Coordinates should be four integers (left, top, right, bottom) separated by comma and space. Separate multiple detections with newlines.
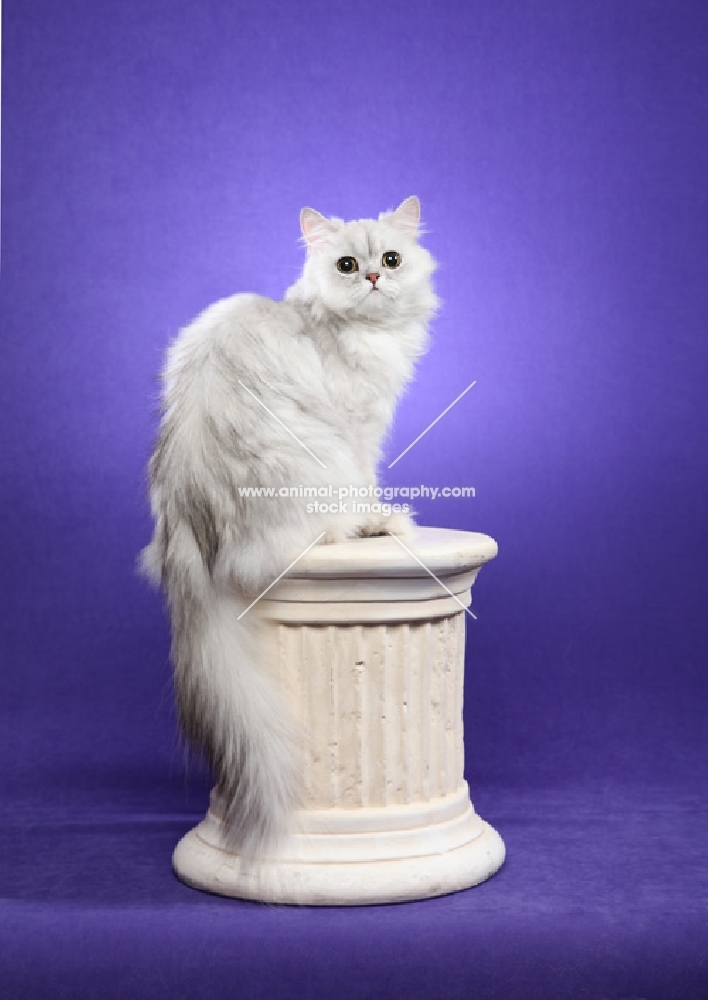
141, 524, 300, 860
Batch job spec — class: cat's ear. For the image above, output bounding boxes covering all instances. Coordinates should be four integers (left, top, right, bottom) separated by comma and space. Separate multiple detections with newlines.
300, 207, 338, 251
388, 196, 421, 235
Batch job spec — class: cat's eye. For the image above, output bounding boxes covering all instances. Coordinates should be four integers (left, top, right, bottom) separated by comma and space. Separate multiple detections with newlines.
336, 256, 359, 274
382, 251, 402, 269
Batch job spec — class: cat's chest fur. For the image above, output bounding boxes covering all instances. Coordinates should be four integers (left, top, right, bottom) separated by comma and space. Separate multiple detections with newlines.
315, 319, 423, 428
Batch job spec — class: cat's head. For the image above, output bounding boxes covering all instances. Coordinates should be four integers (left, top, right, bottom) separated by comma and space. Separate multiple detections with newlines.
296, 197, 438, 323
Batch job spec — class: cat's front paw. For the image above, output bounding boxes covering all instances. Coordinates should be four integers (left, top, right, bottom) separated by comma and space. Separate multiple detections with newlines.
358, 518, 388, 538
385, 510, 416, 537
323, 528, 357, 545
360, 510, 416, 538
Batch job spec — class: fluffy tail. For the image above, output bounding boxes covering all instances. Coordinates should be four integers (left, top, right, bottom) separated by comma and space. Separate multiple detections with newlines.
142, 525, 300, 860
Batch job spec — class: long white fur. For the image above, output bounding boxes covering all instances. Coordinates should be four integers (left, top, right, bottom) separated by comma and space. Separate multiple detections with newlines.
141, 197, 438, 858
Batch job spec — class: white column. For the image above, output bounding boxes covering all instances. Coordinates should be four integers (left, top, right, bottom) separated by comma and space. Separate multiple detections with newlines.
173, 527, 505, 905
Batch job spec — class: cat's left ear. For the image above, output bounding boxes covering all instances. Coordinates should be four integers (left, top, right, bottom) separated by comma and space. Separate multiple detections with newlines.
388, 196, 421, 235
300, 207, 338, 251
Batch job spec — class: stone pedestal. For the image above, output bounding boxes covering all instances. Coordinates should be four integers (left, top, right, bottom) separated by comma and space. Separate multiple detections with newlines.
173, 527, 505, 905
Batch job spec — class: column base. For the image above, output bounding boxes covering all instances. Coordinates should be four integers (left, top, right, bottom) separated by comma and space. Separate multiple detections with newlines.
173, 786, 505, 906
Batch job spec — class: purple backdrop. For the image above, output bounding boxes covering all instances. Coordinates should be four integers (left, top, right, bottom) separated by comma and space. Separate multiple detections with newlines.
1, 1, 707, 997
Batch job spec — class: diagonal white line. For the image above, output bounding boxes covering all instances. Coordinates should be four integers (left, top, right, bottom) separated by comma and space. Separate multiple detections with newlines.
387, 532, 477, 620
238, 380, 328, 469
237, 532, 327, 620
387, 380, 477, 469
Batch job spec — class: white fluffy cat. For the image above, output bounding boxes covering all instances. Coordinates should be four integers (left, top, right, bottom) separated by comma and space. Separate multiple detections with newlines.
141, 196, 438, 858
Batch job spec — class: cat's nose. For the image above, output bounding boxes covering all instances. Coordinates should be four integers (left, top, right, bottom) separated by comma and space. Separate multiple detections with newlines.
366, 272, 380, 286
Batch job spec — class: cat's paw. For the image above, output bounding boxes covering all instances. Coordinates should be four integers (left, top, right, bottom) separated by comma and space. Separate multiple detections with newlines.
323, 528, 357, 545
385, 510, 416, 537
358, 519, 388, 538
360, 510, 416, 538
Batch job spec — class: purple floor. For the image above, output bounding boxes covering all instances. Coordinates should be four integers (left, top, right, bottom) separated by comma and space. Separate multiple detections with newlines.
3, 761, 706, 999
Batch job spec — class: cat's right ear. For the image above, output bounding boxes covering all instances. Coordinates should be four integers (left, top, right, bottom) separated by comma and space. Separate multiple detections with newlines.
300, 208, 337, 251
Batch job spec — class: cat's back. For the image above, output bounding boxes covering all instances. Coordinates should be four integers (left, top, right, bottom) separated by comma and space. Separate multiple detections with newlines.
165, 293, 309, 384
159, 293, 330, 460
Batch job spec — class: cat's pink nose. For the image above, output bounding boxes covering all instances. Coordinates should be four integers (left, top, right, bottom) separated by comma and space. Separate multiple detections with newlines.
366, 272, 380, 286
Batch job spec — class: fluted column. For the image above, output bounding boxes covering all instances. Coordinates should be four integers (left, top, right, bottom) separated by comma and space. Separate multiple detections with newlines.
270, 613, 467, 809
173, 527, 505, 904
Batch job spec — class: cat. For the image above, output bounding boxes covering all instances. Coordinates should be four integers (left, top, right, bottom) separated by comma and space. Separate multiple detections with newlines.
141, 196, 438, 859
